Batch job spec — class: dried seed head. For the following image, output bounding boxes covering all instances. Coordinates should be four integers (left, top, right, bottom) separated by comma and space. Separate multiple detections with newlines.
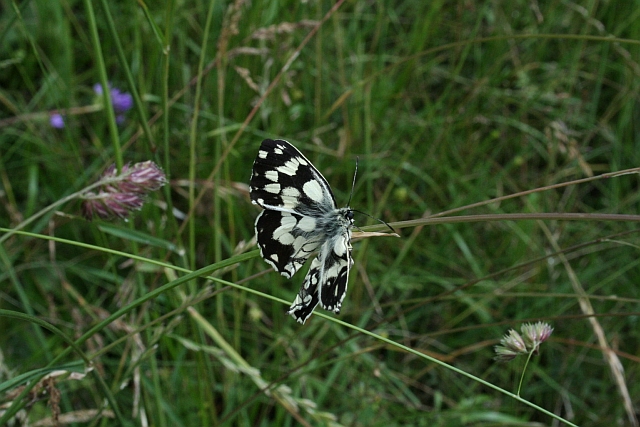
494, 322, 554, 362
502, 329, 528, 353
521, 322, 554, 353
81, 161, 166, 220
493, 345, 520, 362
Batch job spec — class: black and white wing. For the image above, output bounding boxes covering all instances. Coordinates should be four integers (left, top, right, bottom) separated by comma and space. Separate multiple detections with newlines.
250, 139, 354, 324
285, 258, 321, 322
250, 139, 338, 278
316, 228, 353, 313
286, 229, 353, 323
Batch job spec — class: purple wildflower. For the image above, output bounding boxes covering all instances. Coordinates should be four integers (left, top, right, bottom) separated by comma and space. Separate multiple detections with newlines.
81, 161, 167, 220
93, 83, 133, 122
110, 88, 133, 113
102, 161, 167, 194
50, 113, 65, 129
93, 83, 105, 95
82, 191, 145, 220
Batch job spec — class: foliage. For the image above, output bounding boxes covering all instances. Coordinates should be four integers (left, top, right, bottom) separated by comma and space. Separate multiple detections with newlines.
1, 0, 639, 425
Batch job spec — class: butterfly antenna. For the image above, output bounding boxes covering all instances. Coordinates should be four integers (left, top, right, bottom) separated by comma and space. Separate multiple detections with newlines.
346, 156, 358, 208
346, 157, 395, 234
352, 209, 397, 235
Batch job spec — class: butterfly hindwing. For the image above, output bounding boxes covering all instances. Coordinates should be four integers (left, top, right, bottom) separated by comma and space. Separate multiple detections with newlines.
254, 209, 324, 278
250, 139, 355, 324
317, 228, 353, 313
286, 258, 321, 323
285, 226, 353, 324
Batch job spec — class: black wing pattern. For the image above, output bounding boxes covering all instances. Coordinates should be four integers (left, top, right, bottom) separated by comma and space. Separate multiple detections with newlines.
250, 139, 354, 324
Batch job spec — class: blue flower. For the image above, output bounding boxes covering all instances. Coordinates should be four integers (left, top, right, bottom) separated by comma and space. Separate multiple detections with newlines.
93, 83, 104, 95
110, 88, 133, 113
50, 113, 65, 128
93, 83, 133, 123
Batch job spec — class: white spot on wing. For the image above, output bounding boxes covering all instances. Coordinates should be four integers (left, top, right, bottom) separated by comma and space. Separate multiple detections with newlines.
297, 216, 316, 232
258, 150, 268, 159
273, 215, 297, 244
301, 240, 319, 254
303, 180, 324, 202
271, 187, 301, 209
276, 232, 294, 245
281, 187, 301, 198
292, 235, 307, 252
333, 237, 348, 256
265, 183, 281, 194
265, 170, 278, 182
276, 158, 300, 176
325, 264, 342, 280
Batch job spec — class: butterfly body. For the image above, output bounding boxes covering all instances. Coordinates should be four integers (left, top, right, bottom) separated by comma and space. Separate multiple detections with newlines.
250, 139, 354, 324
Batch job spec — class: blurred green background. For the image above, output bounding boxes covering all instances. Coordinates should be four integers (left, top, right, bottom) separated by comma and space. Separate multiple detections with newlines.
1, 0, 639, 425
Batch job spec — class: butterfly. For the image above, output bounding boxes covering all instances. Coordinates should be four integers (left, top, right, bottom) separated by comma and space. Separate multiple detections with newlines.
250, 139, 354, 324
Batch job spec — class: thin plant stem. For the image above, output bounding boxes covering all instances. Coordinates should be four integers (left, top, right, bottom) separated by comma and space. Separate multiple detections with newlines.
517, 351, 535, 397
83, 0, 123, 171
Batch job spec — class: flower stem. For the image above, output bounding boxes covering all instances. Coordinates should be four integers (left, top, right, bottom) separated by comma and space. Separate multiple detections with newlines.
517, 350, 534, 397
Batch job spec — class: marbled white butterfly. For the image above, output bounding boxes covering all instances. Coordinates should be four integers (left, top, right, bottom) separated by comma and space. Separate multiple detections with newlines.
250, 139, 354, 324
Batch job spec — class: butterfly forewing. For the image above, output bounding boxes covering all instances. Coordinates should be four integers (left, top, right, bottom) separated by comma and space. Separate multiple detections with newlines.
250, 139, 337, 213
250, 139, 354, 324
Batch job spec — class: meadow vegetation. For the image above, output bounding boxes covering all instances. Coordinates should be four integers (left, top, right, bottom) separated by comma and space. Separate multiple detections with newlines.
1, 0, 639, 425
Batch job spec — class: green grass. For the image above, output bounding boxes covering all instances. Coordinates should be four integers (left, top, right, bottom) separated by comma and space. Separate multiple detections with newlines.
1, 0, 640, 425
